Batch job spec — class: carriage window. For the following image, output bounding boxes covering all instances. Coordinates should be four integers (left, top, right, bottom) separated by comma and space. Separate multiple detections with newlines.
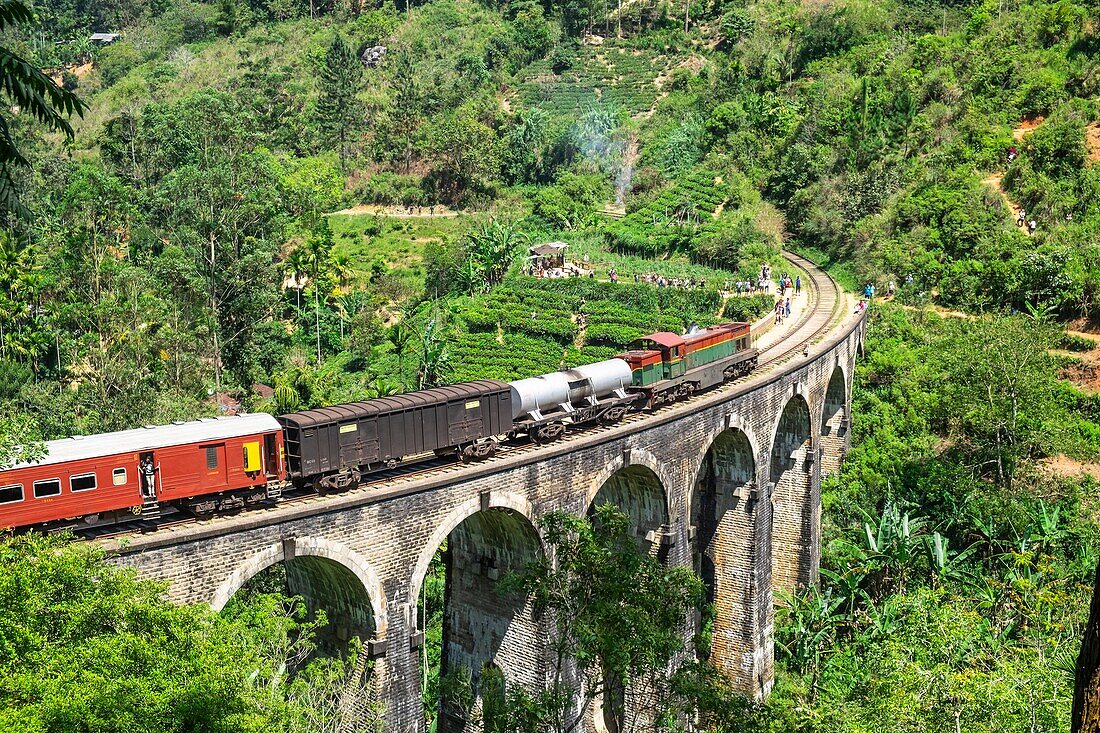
112, 468, 127, 486
206, 446, 219, 469
70, 473, 97, 492
0, 484, 22, 504
33, 479, 61, 499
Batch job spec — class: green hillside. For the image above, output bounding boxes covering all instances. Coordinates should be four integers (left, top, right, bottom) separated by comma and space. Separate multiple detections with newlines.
3, 0, 1100, 729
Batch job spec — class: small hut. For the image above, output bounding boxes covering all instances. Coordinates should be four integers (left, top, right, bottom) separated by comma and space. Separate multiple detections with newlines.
528, 241, 568, 270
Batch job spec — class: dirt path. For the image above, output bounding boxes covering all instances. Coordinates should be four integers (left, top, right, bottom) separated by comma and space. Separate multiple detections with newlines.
977, 117, 1054, 236
1013, 116, 1045, 140
328, 204, 460, 218
981, 173, 1031, 236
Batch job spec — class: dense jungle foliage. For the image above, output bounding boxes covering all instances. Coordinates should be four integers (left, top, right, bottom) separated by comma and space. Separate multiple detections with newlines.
0, 534, 380, 732
2, 0, 1100, 729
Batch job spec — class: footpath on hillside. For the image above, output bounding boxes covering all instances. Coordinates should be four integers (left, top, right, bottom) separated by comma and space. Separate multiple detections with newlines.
982, 116, 1100, 236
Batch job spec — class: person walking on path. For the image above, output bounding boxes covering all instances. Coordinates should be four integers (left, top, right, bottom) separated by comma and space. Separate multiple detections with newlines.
795, 275, 801, 295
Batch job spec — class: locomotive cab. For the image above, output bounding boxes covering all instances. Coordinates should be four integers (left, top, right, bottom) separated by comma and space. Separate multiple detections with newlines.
628, 332, 687, 381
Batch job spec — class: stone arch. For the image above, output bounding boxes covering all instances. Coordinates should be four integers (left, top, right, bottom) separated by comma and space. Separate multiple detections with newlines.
691, 423, 760, 690
589, 461, 670, 556
212, 536, 387, 639
409, 491, 542, 607
768, 390, 817, 593
211, 536, 387, 723
410, 494, 547, 733
821, 362, 848, 434
820, 363, 849, 480
584, 446, 675, 521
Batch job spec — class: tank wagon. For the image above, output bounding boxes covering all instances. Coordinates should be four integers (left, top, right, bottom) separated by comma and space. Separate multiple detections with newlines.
0, 321, 758, 530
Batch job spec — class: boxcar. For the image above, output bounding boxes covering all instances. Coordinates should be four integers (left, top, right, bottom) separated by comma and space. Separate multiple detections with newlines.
0, 414, 285, 529
279, 380, 513, 487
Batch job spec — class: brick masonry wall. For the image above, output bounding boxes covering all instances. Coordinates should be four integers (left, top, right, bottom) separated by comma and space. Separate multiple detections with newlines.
104, 319, 866, 732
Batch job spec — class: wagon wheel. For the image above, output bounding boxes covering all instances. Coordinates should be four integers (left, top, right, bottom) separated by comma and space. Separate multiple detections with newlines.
600, 406, 628, 425
474, 441, 497, 459
191, 503, 215, 518
533, 422, 565, 444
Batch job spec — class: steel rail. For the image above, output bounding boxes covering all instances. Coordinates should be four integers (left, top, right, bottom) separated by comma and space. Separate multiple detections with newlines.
97, 251, 858, 550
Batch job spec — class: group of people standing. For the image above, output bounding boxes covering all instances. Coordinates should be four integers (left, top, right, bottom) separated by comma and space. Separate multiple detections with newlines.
631, 272, 707, 289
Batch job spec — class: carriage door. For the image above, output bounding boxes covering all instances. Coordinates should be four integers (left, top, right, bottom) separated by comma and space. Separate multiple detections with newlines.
448, 399, 483, 444
339, 421, 360, 468
667, 346, 686, 379
203, 443, 228, 488
139, 451, 158, 498
263, 434, 279, 478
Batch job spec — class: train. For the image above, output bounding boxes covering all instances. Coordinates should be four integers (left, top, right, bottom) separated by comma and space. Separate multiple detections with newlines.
0, 322, 757, 531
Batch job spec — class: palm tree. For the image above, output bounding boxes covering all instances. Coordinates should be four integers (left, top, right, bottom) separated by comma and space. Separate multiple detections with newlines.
285, 247, 309, 311
1, 0, 86, 216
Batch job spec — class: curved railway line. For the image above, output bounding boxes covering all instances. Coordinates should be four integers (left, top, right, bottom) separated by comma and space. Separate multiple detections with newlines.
89, 251, 853, 546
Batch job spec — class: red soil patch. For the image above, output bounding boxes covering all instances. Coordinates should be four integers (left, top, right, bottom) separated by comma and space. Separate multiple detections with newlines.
1013, 116, 1045, 140
1059, 330, 1100, 394
1039, 455, 1100, 482
1087, 122, 1100, 163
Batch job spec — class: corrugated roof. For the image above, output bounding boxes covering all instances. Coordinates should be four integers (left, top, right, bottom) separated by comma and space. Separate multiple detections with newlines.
9, 414, 281, 469
278, 381, 510, 429
639, 332, 685, 348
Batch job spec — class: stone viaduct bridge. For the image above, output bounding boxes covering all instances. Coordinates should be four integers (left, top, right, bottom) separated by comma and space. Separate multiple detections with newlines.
105, 274, 868, 733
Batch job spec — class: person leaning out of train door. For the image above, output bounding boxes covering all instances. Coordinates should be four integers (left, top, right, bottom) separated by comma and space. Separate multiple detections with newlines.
140, 456, 158, 499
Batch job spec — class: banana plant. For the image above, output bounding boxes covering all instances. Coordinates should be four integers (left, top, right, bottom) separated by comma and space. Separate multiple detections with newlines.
925, 531, 980, 589
1028, 500, 1064, 554
775, 586, 845, 680
859, 499, 927, 597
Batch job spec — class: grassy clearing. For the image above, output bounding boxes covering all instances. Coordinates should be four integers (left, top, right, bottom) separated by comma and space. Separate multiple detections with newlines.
789, 244, 860, 293
329, 213, 470, 290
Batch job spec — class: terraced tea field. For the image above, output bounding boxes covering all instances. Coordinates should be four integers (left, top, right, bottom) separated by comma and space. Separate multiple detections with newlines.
514, 43, 680, 117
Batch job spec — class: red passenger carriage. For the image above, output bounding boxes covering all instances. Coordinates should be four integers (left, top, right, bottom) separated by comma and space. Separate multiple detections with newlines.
0, 414, 285, 530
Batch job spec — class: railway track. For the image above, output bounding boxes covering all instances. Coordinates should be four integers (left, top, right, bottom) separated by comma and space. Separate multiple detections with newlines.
92, 252, 853, 546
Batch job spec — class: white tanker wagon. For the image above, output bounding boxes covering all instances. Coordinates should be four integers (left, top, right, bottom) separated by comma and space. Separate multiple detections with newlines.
508, 358, 637, 443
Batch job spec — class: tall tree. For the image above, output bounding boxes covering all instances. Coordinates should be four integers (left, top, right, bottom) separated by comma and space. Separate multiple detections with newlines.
391, 51, 422, 175
497, 506, 705, 733
317, 34, 363, 168
0, 0, 86, 216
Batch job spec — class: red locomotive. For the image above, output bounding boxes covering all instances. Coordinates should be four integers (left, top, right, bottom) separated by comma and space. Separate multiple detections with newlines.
0, 414, 284, 529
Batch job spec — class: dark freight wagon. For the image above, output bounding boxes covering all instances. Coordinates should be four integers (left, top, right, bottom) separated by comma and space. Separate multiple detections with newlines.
279, 380, 513, 490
